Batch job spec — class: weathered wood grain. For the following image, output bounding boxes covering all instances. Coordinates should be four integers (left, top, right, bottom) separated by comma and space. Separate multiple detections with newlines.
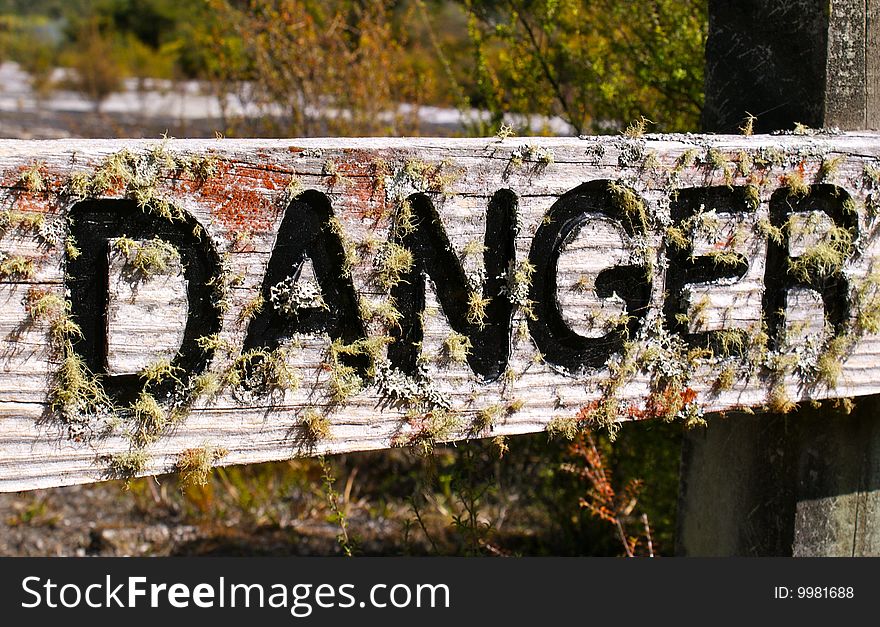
2, 133, 880, 491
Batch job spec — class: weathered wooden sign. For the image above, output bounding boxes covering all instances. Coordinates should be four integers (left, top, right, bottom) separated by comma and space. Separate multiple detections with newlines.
3, 133, 880, 491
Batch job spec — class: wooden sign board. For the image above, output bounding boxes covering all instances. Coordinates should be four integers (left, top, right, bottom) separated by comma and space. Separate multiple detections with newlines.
2, 133, 880, 491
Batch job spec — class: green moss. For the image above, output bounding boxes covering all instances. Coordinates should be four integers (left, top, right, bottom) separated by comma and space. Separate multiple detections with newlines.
375, 241, 414, 291
20, 162, 46, 193
818, 155, 844, 181
176, 445, 228, 488
49, 350, 112, 423
783, 171, 810, 198
405, 409, 462, 455
0, 254, 35, 280
466, 291, 491, 329
546, 415, 580, 441
744, 184, 761, 209
739, 113, 756, 136
25, 289, 65, 322
301, 409, 332, 443
442, 332, 472, 364
472, 404, 503, 434
756, 216, 783, 245
114, 236, 180, 278
359, 297, 403, 329
65, 234, 82, 260
737, 151, 754, 177
712, 364, 737, 392
608, 181, 648, 231
131, 391, 169, 446
107, 450, 148, 482
674, 148, 698, 173
227, 347, 300, 397
139, 358, 184, 390
623, 115, 653, 138
190, 372, 222, 402
238, 294, 265, 324
788, 224, 852, 281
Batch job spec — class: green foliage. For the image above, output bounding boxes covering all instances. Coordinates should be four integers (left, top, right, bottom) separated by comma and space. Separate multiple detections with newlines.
460, 0, 706, 134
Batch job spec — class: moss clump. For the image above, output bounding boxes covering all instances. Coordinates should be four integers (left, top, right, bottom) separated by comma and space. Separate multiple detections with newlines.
50, 350, 113, 423
506, 398, 525, 413
404, 409, 462, 455
402, 159, 461, 193
712, 364, 737, 392
139, 358, 184, 390
25, 289, 66, 322
767, 383, 795, 414
20, 162, 46, 193
227, 347, 300, 397
114, 236, 180, 278
546, 415, 580, 441
674, 148, 698, 173
131, 391, 169, 446
788, 224, 852, 281
623, 115, 653, 138
0, 254, 35, 280
301, 409, 332, 443
359, 297, 403, 329
375, 242, 414, 291
107, 450, 148, 482
0, 209, 45, 233
190, 371, 222, 402
608, 181, 649, 231
665, 225, 690, 250
756, 217, 783, 245
814, 335, 849, 389
818, 155, 844, 181
783, 172, 810, 198
466, 291, 491, 329
65, 234, 82, 260
739, 113, 757, 136
238, 294, 265, 324
442, 332, 472, 364
177, 446, 228, 488
461, 238, 487, 257
472, 404, 503, 434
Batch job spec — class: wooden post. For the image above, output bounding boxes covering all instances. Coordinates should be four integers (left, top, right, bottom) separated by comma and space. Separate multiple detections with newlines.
677, 0, 880, 556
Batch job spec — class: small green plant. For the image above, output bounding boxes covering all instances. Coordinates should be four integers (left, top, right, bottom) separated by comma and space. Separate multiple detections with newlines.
783, 172, 810, 198
301, 409, 332, 443
623, 115, 653, 138
546, 415, 580, 441
472, 404, 503, 434
466, 292, 491, 328
176, 445, 228, 488
608, 181, 648, 231
114, 236, 180, 278
131, 391, 169, 446
0, 254, 36, 280
20, 162, 46, 193
788, 224, 852, 281
442, 332, 472, 364
375, 242, 414, 291
107, 450, 148, 483
739, 112, 756, 136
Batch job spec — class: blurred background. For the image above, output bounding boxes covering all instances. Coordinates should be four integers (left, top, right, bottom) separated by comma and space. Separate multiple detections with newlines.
0, 0, 705, 556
